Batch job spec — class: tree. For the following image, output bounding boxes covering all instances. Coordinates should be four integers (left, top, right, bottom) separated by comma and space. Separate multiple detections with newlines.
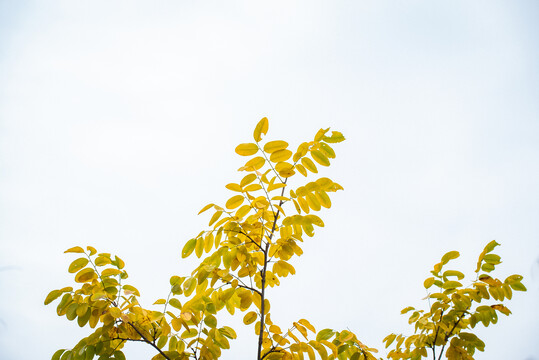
45, 118, 526, 360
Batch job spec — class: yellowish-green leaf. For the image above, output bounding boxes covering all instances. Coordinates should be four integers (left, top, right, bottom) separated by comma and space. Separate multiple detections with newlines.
443, 270, 465, 280
226, 195, 245, 209
51, 349, 65, 360
319, 143, 336, 159
323, 131, 345, 143
304, 215, 324, 227
204, 314, 218, 328
44, 290, 63, 305
314, 128, 330, 142
295, 164, 307, 177
301, 158, 318, 173
235, 143, 259, 156
64, 246, 85, 254
182, 238, 197, 258
442, 280, 462, 289
311, 150, 330, 167
86, 246, 97, 255
316, 329, 335, 341
123, 284, 140, 296
75, 268, 96, 283
68, 258, 89, 274
253, 117, 269, 142
423, 277, 435, 289
441, 250, 460, 264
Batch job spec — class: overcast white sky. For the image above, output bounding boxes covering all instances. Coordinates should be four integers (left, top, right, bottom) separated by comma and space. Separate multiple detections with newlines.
1, 1, 538, 359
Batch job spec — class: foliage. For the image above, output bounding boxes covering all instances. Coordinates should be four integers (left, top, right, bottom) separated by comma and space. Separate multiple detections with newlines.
46, 118, 525, 360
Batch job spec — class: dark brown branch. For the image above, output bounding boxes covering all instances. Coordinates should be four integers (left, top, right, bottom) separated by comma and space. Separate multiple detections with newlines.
128, 322, 171, 360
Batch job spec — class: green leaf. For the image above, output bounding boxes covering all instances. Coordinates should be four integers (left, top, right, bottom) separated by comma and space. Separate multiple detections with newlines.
51, 349, 65, 360
316, 328, 335, 341
510, 282, 527, 291
113, 351, 126, 360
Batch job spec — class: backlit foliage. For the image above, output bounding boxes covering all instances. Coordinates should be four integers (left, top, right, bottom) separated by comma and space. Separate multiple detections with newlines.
46, 118, 525, 360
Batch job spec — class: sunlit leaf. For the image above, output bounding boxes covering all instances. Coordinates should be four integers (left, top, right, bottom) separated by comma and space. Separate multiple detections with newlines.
235, 143, 259, 156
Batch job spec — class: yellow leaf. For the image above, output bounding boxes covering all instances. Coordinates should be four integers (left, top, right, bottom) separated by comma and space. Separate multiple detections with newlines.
235, 205, 251, 219
225, 183, 242, 192
240, 173, 257, 187
243, 311, 258, 325
110, 307, 122, 318
204, 233, 214, 252
235, 143, 259, 156
209, 211, 223, 226
64, 246, 85, 254
270, 149, 292, 162
254, 117, 269, 142
198, 203, 214, 215
298, 197, 310, 214
244, 157, 265, 171
298, 319, 316, 333
301, 158, 318, 173
319, 143, 336, 159
314, 128, 330, 142
311, 150, 330, 167
264, 140, 289, 153
226, 195, 245, 209
306, 193, 321, 211
269, 324, 282, 334
423, 277, 435, 289
295, 164, 307, 177
75, 268, 96, 283
244, 184, 262, 192
315, 191, 331, 208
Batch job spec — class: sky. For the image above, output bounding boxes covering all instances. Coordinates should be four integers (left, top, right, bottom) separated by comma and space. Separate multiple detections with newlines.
0, 1, 538, 359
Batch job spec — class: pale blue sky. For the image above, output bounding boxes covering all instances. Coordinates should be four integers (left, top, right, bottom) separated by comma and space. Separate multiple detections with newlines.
1, 1, 538, 359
